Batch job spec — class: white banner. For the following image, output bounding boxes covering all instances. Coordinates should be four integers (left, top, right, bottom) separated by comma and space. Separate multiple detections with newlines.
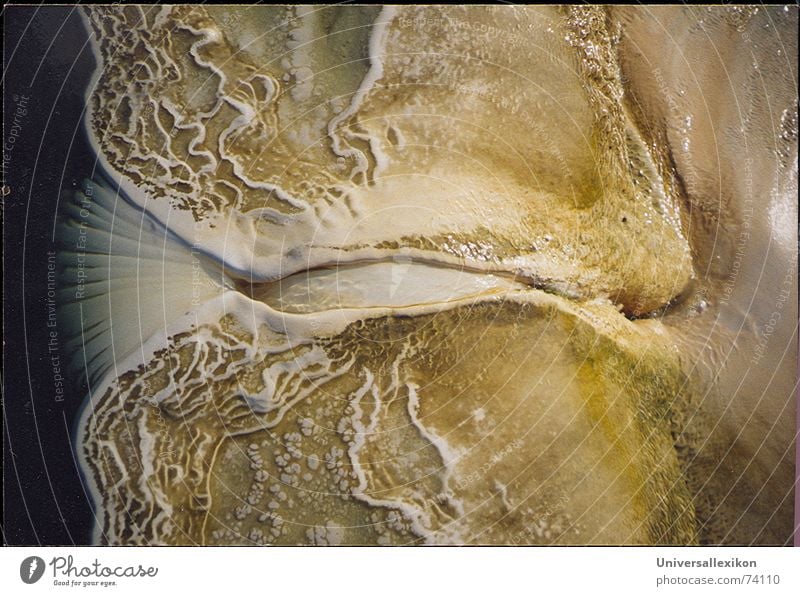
1, 547, 798, 596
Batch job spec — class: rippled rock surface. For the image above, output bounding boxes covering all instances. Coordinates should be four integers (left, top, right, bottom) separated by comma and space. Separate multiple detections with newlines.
60, 6, 797, 545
